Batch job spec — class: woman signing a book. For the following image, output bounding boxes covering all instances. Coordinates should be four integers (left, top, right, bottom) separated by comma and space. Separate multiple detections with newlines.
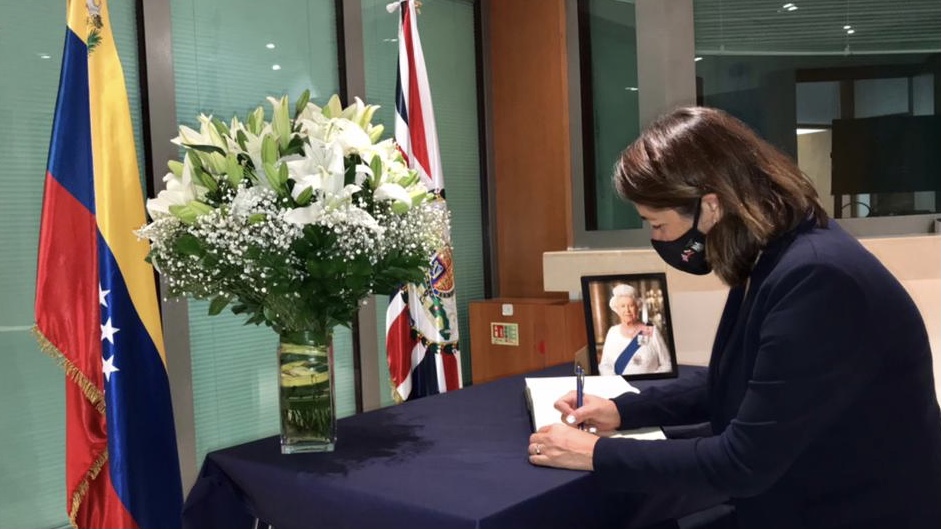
527, 107, 941, 528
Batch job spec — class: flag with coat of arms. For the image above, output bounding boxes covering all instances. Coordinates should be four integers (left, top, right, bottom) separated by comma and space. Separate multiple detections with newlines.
384, 0, 463, 402
34, 0, 183, 527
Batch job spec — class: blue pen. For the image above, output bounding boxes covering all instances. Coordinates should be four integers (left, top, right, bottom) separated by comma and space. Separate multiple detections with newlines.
575, 364, 585, 430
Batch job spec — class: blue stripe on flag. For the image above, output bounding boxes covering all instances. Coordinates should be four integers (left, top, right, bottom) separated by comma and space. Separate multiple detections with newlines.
395, 64, 409, 127
98, 233, 183, 528
47, 30, 95, 213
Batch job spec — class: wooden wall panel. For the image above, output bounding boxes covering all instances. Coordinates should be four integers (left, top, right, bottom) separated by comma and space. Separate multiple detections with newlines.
489, 0, 573, 298
469, 299, 587, 384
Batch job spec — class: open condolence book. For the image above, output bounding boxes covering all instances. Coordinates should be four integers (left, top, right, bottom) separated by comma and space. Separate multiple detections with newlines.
524, 376, 666, 440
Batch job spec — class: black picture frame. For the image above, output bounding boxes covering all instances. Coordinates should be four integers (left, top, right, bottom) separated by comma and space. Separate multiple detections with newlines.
580, 273, 678, 380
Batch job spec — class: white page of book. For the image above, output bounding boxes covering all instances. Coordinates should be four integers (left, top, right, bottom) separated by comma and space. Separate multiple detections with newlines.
524, 376, 666, 440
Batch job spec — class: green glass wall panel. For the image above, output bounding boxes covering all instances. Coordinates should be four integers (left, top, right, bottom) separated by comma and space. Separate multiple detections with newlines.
0, 1, 143, 526
168, 0, 348, 465
585, 0, 642, 230
362, 0, 484, 404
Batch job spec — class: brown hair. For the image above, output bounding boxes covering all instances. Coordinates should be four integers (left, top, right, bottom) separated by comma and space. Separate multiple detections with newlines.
613, 107, 827, 286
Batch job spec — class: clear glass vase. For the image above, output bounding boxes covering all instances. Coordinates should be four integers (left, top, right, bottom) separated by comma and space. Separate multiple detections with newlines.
277, 330, 336, 454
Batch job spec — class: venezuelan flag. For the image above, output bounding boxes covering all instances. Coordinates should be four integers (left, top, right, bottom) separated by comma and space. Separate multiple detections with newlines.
34, 1, 183, 527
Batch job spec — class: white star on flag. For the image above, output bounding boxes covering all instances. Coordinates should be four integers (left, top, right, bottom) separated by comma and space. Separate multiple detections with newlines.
99, 284, 110, 307
101, 317, 120, 344
102, 354, 119, 382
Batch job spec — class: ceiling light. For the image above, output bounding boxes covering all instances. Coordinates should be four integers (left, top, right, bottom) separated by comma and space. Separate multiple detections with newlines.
846, 29, 855, 34
625, 87, 638, 91
271, 64, 281, 71
38, 53, 51, 59
266, 43, 276, 49
694, 56, 703, 62
843, 25, 852, 30
782, 3, 798, 11
796, 128, 826, 135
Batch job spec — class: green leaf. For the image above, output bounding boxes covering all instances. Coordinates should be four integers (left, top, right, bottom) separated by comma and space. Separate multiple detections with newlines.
225, 154, 243, 185
294, 89, 310, 119
305, 258, 324, 277
235, 129, 249, 151
324, 94, 342, 119
369, 155, 383, 186
193, 168, 219, 192
271, 95, 291, 150
186, 143, 227, 157
278, 162, 290, 190
284, 135, 306, 157
261, 134, 279, 166
295, 186, 313, 206
173, 232, 204, 256
263, 306, 278, 324
391, 201, 410, 214
185, 152, 218, 192
169, 201, 214, 224
245, 312, 266, 326
211, 117, 230, 138
208, 296, 229, 316
248, 213, 267, 224
167, 159, 184, 177
247, 106, 265, 135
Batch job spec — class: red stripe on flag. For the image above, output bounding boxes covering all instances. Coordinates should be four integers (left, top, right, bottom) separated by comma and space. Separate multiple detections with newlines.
441, 353, 460, 392
37, 175, 137, 526
401, 6, 432, 178
387, 300, 418, 389
67, 381, 136, 528
36, 173, 101, 388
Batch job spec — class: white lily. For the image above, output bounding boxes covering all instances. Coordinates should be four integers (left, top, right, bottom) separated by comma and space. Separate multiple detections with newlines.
229, 118, 274, 188
329, 119, 373, 155
146, 156, 206, 219
374, 183, 412, 210
172, 114, 227, 150
284, 202, 326, 226
266, 95, 293, 149
354, 163, 373, 187
286, 139, 346, 202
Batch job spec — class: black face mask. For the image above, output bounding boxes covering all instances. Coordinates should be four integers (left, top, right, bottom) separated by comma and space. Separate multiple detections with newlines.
650, 200, 712, 275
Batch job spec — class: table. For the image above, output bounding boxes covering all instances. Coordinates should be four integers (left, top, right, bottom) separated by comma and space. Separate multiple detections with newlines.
182, 365, 721, 529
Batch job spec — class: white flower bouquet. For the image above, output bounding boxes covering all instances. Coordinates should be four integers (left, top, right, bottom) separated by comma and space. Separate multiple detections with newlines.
137, 92, 447, 344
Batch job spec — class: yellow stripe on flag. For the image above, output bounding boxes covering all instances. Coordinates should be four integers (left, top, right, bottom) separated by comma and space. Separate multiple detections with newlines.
84, 0, 168, 363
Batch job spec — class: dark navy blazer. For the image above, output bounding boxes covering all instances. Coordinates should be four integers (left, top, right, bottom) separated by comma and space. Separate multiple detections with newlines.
593, 220, 941, 528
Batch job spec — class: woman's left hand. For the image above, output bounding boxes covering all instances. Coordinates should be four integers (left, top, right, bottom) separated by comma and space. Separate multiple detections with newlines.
528, 424, 600, 470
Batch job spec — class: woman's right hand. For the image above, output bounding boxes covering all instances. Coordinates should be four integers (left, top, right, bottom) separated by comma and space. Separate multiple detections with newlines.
554, 391, 622, 432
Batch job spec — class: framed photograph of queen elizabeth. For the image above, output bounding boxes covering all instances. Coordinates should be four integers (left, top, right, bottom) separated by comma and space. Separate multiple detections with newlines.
580, 273, 678, 380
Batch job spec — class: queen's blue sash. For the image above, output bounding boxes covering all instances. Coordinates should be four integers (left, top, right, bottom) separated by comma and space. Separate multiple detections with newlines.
613, 335, 642, 374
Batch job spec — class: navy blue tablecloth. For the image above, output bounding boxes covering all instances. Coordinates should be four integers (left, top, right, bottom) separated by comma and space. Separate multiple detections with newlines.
182, 365, 720, 529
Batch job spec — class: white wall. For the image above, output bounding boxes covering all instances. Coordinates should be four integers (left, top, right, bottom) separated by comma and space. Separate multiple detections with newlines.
544, 235, 941, 398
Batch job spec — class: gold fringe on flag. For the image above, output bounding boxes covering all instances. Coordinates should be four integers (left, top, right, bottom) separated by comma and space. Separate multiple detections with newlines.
67, 448, 109, 529
32, 325, 106, 416
391, 375, 406, 404
33, 324, 110, 528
